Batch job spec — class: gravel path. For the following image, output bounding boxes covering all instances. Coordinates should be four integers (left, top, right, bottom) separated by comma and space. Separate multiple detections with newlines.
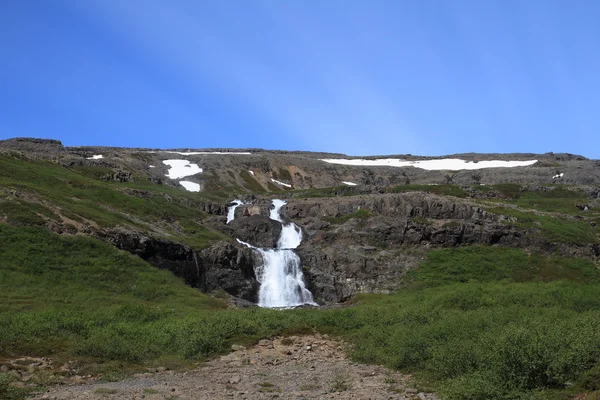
30, 334, 438, 400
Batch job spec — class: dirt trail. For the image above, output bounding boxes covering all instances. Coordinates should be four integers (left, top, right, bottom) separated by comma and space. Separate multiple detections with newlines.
30, 335, 438, 400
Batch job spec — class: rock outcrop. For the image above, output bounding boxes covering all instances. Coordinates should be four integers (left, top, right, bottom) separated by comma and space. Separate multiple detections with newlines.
228, 215, 282, 248
94, 229, 259, 302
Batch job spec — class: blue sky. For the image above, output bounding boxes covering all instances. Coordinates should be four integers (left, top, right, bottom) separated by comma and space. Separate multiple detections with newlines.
1, 1, 600, 157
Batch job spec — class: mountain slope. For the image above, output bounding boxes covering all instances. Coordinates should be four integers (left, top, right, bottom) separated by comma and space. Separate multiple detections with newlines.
2, 137, 600, 399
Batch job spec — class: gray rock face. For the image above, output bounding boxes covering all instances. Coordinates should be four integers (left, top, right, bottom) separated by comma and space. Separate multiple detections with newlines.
100, 170, 134, 182
269, 192, 597, 302
199, 242, 258, 302
228, 215, 282, 248
0, 137, 64, 153
94, 229, 259, 302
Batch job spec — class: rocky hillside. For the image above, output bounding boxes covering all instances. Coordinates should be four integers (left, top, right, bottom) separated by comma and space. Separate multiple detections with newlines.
1, 137, 599, 305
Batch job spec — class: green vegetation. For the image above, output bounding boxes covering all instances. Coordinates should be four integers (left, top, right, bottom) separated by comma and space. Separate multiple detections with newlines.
0, 156, 229, 250
486, 205, 599, 244
409, 246, 600, 287
478, 184, 600, 245
2, 156, 600, 399
266, 181, 284, 191
239, 170, 266, 193
392, 184, 468, 198
3, 223, 600, 399
0, 200, 57, 226
292, 185, 364, 198
324, 209, 372, 224
412, 216, 433, 225
514, 187, 588, 214
329, 371, 351, 392
472, 183, 523, 199
275, 167, 292, 182
94, 388, 118, 395
0, 373, 29, 400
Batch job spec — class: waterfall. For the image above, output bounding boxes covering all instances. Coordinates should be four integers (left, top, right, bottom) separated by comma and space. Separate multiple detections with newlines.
237, 199, 316, 308
269, 199, 287, 222
227, 200, 244, 224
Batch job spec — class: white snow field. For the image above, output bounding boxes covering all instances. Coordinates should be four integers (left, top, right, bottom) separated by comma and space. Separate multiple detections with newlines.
342, 181, 358, 186
179, 181, 201, 192
86, 155, 104, 160
248, 170, 255, 176
553, 173, 564, 179
321, 158, 537, 171
271, 178, 292, 188
162, 160, 203, 179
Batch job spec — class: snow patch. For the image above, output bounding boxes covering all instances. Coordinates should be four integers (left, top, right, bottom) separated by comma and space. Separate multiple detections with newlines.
321, 158, 538, 171
149, 165, 155, 168
271, 178, 292, 188
248, 170, 255, 176
553, 173, 564, 179
162, 159, 203, 179
150, 151, 251, 155
179, 181, 201, 192
342, 181, 358, 186
86, 155, 104, 160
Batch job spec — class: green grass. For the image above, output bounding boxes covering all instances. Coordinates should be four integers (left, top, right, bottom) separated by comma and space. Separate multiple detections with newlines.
239, 170, 266, 193
275, 167, 292, 182
514, 187, 589, 214
392, 184, 468, 198
472, 183, 523, 199
481, 184, 597, 218
0, 156, 229, 249
408, 246, 600, 287
479, 184, 599, 245
0, 373, 32, 400
95, 388, 118, 395
292, 185, 364, 198
485, 205, 599, 244
3, 225, 600, 399
324, 209, 372, 224
0, 200, 57, 226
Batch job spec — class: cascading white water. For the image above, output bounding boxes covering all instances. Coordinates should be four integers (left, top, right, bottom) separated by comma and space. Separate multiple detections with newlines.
277, 223, 302, 249
255, 249, 314, 307
226, 200, 244, 224
237, 199, 316, 308
269, 199, 287, 222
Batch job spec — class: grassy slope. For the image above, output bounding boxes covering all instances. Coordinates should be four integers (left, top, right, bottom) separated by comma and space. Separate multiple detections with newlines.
2, 225, 600, 399
0, 156, 229, 249
2, 157, 600, 399
480, 186, 600, 245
